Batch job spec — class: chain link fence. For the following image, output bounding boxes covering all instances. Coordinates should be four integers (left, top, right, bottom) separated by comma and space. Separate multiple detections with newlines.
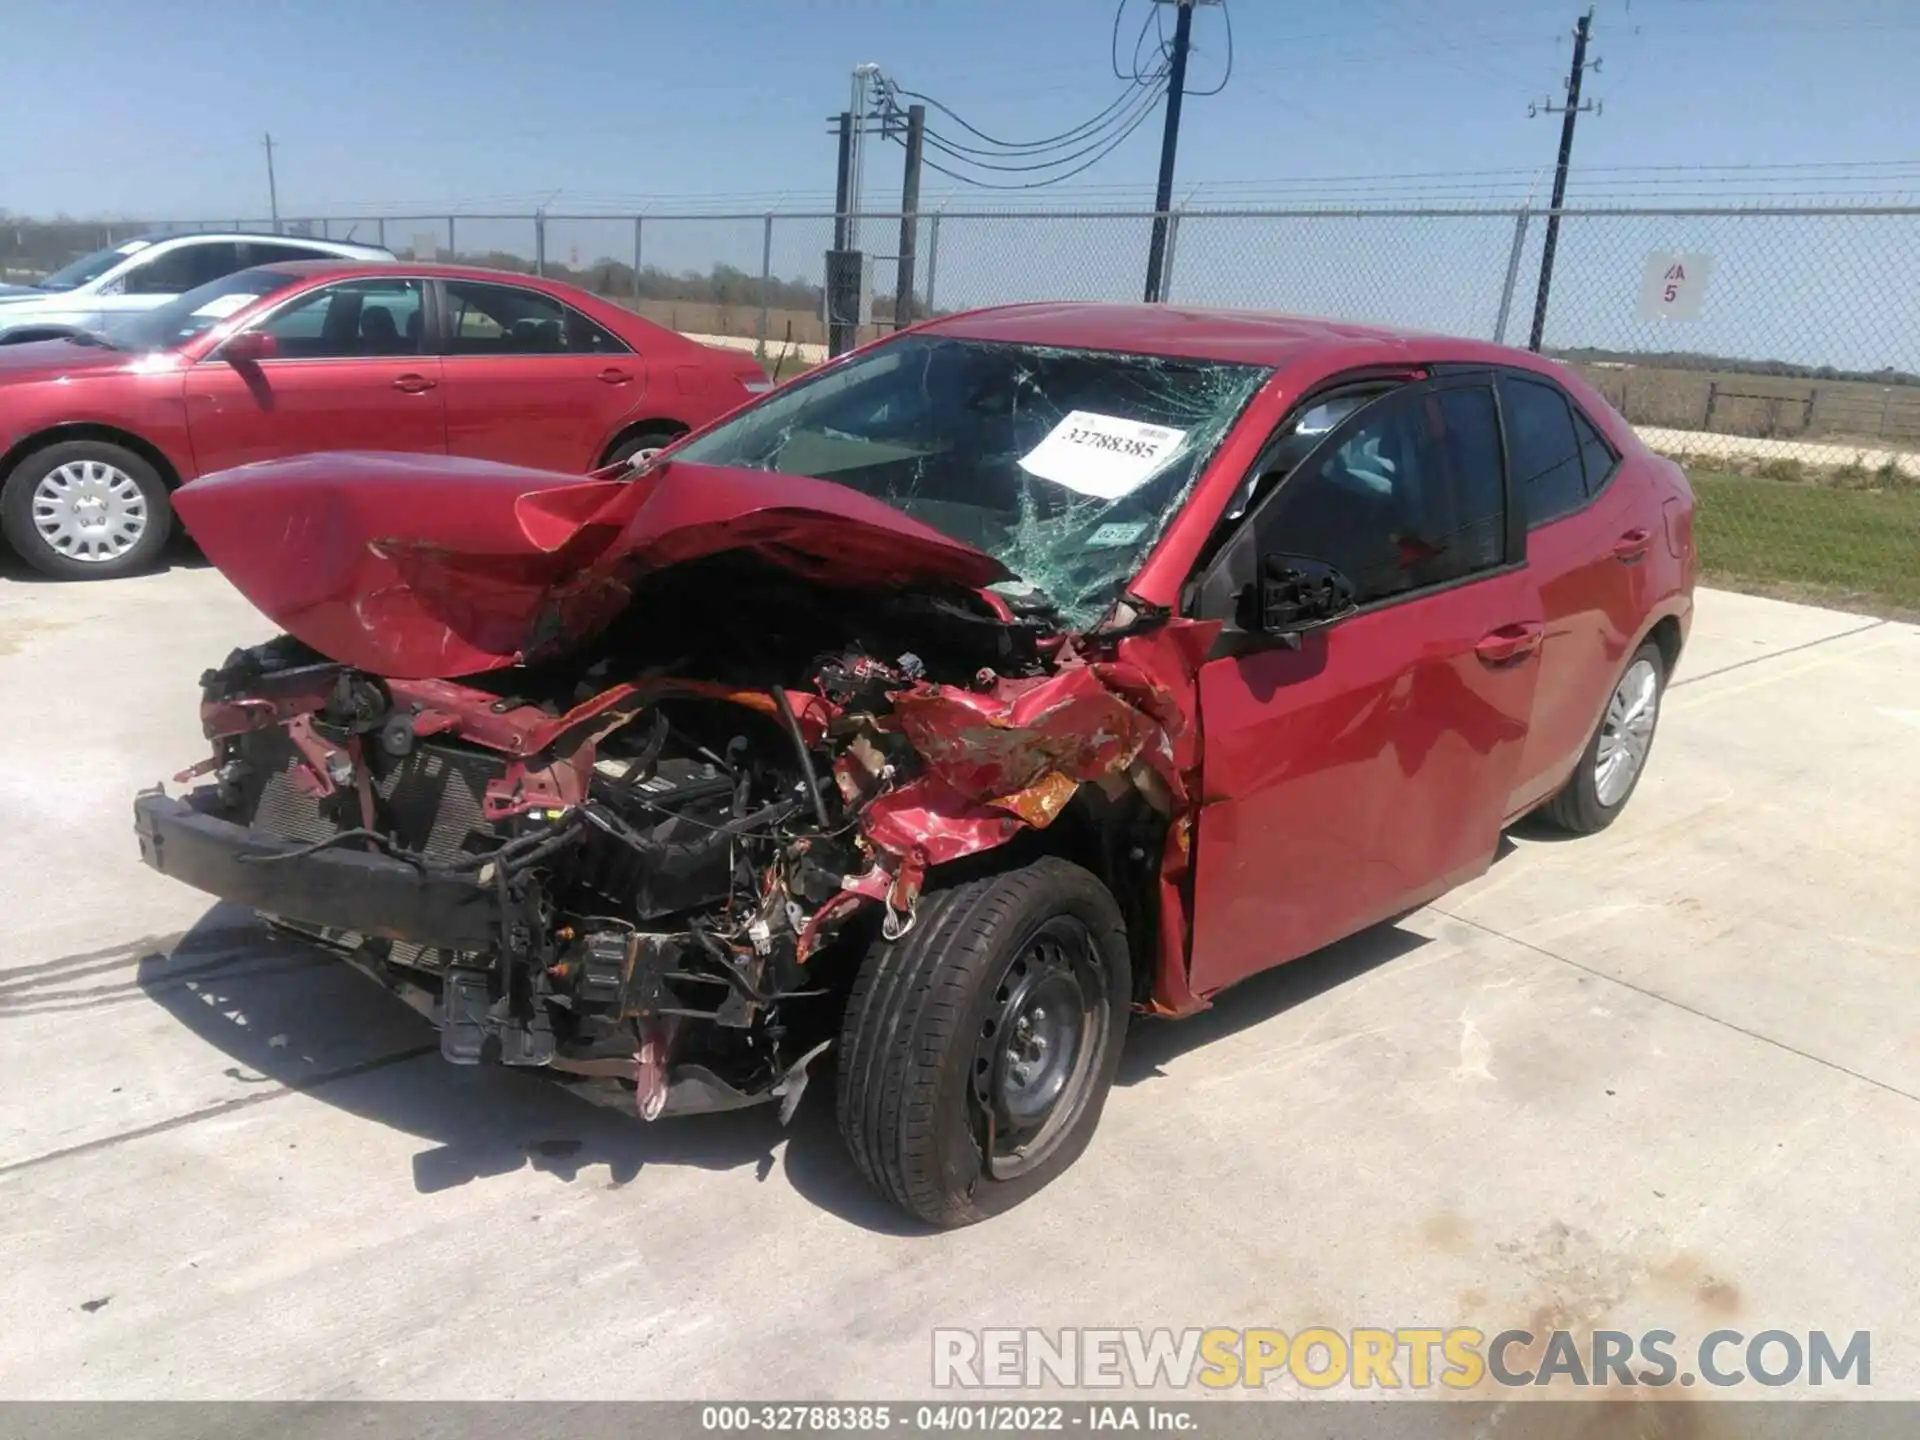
4, 203, 1914, 616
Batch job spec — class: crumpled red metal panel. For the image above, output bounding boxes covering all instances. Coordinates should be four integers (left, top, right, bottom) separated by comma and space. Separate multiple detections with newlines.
860, 773, 1028, 867
174, 454, 1006, 680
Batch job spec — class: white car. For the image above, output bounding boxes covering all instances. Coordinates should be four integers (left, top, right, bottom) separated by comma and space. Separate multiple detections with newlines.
0, 232, 394, 343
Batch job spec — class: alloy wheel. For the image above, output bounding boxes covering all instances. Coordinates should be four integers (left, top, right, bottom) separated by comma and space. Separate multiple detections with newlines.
1595, 657, 1659, 808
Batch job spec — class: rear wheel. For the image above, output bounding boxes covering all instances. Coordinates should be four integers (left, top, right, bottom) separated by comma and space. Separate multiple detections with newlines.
1538, 638, 1666, 834
835, 857, 1130, 1227
1, 440, 172, 580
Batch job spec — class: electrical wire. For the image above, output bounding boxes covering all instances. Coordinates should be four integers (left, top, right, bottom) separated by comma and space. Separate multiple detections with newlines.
914, 78, 1170, 174
882, 72, 1165, 160
1111, 0, 1164, 83
1185, 0, 1234, 97
911, 85, 1170, 191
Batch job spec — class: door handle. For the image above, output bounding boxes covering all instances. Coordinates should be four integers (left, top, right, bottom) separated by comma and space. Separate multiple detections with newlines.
1613, 527, 1652, 563
596, 367, 635, 384
1475, 622, 1544, 666
391, 373, 437, 394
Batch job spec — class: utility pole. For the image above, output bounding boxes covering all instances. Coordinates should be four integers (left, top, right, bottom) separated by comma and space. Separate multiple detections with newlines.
827, 110, 860, 357
1142, 0, 1195, 303
893, 104, 926, 331
832, 112, 854, 253
1526, 8, 1601, 352
262, 132, 281, 234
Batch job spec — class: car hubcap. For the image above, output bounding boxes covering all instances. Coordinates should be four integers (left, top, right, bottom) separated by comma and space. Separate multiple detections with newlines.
971, 916, 1110, 1181
32, 460, 147, 562
1594, 657, 1659, 808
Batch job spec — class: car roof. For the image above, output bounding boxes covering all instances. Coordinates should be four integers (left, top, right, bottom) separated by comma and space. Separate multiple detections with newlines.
132, 232, 392, 257
258, 259, 567, 284
920, 301, 1543, 373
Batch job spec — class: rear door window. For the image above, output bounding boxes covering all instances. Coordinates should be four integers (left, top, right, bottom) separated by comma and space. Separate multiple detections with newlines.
243, 241, 341, 267
1572, 406, 1619, 494
1499, 374, 1587, 528
443, 279, 630, 355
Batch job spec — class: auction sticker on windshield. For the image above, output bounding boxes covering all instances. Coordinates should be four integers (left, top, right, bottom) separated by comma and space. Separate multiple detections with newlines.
1019, 411, 1188, 500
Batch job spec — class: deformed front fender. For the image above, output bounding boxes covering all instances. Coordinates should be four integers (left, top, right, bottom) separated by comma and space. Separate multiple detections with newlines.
853, 617, 1219, 1015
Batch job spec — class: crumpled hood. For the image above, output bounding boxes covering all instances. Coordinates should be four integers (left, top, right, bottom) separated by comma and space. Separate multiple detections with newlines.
173, 452, 1011, 679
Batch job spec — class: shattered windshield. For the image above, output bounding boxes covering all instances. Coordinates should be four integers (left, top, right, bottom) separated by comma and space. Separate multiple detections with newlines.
671, 335, 1269, 626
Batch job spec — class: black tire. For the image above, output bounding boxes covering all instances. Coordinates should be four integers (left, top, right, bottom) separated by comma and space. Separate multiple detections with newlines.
836, 857, 1131, 1228
1, 439, 172, 580
602, 425, 682, 469
1538, 638, 1667, 835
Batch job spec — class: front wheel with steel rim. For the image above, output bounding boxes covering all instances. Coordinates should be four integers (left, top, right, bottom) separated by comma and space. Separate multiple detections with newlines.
1539, 638, 1668, 834
1, 439, 172, 580
836, 857, 1131, 1227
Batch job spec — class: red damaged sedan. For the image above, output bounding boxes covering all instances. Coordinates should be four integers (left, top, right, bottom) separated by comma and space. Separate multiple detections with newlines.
133, 305, 1694, 1226
0, 261, 771, 579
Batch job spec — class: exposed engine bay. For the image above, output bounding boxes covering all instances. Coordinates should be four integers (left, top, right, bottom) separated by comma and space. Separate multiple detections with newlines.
155, 553, 1186, 1120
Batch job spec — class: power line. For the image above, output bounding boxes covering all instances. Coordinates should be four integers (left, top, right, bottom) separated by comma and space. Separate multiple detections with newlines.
915, 80, 1170, 174
1184, 0, 1233, 97
884, 72, 1166, 159
914, 86, 1170, 192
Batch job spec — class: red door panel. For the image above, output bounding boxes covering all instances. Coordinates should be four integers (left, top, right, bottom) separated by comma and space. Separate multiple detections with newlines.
1189, 567, 1541, 999
439, 354, 647, 472
184, 356, 446, 473
1509, 469, 1652, 815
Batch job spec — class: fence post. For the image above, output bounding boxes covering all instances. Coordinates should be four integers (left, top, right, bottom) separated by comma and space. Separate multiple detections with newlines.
759, 213, 774, 360
925, 211, 942, 316
377, 217, 387, 249
534, 210, 546, 277
632, 217, 643, 304
447, 215, 456, 260
1704, 382, 1719, 430
1161, 207, 1184, 303
1492, 206, 1531, 346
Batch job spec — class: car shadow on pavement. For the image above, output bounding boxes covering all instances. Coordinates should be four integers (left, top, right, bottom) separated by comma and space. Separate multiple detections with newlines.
1116, 919, 1430, 1087
0, 532, 207, 584
135, 905, 809, 1199
135, 903, 1436, 1237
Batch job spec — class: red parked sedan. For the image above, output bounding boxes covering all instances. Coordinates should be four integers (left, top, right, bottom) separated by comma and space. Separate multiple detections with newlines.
0, 261, 772, 578
133, 304, 1694, 1225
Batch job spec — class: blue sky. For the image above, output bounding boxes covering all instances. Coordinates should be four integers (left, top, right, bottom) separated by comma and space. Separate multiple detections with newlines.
6, 0, 1915, 366
5, 0, 1918, 218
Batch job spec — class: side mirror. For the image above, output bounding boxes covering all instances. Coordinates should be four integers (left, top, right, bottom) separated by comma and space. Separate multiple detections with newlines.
222, 330, 279, 364
1238, 554, 1357, 645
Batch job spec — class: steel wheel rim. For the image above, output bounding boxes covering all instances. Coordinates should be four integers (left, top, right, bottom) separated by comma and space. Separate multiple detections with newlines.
1595, 657, 1659, 807
971, 915, 1110, 1181
31, 460, 147, 562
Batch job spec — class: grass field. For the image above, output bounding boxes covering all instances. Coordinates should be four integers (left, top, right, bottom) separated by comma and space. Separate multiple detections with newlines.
1692, 470, 1920, 619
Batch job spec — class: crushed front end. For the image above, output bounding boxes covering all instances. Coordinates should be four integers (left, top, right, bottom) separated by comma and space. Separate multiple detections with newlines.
136, 551, 1192, 1121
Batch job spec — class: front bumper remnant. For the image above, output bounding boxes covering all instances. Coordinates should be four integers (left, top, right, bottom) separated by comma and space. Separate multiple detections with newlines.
133, 790, 499, 948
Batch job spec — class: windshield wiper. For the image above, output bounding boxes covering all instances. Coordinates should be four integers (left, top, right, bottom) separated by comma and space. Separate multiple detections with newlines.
62, 329, 119, 350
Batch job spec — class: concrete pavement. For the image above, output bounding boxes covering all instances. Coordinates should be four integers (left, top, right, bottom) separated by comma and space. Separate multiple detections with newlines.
0, 559, 1915, 1401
